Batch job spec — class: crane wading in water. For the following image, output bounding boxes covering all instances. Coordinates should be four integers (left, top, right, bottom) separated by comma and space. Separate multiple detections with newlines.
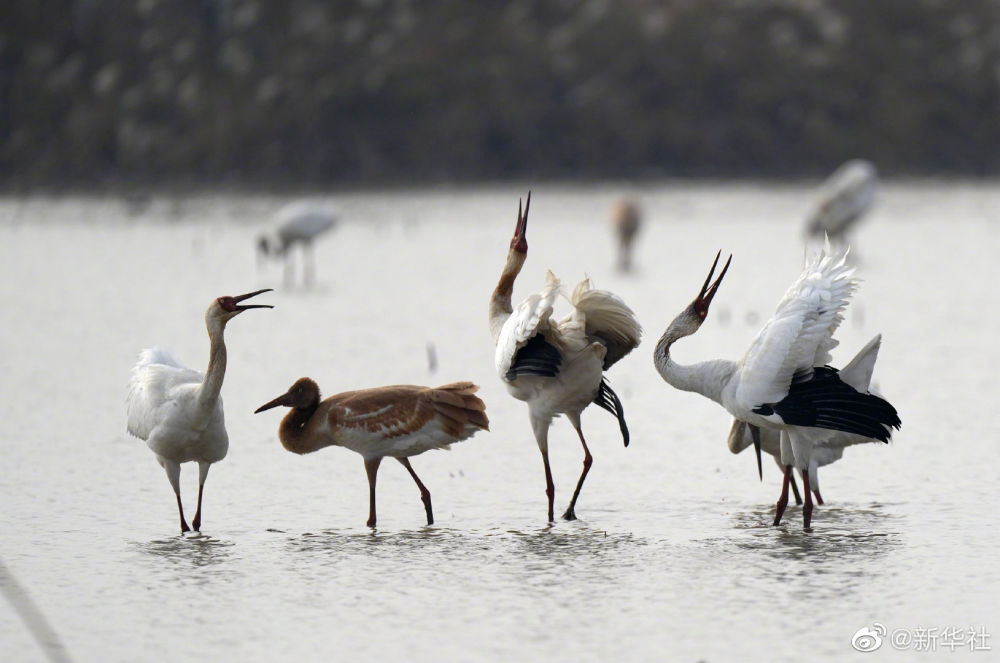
257, 201, 337, 288
726, 333, 888, 508
127, 289, 273, 533
255, 378, 489, 528
653, 248, 900, 529
489, 193, 642, 522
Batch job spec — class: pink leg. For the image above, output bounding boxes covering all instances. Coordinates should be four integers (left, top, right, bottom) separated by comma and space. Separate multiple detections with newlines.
813, 487, 824, 505
773, 465, 793, 526
541, 449, 555, 523
364, 457, 382, 528
789, 473, 803, 506
562, 426, 593, 521
801, 469, 814, 529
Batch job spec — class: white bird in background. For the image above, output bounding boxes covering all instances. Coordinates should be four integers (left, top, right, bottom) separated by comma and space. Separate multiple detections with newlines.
490, 193, 642, 522
127, 289, 273, 533
653, 248, 900, 529
257, 201, 338, 287
804, 159, 878, 244
610, 198, 642, 273
726, 333, 885, 509
255, 378, 489, 528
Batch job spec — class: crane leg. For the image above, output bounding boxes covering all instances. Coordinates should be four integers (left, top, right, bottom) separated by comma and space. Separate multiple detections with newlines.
398, 458, 433, 525
813, 487, 824, 505
365, 457, 382, 528
801, 469, 814, 529
540, 449, 555, 523
562, 426, 593, 521
773, 464, 793, 526
192, 462, 211, 532
790, 473, 803, 506
191, 483, 205, 532
174, 492, 190, 534
162, 460, 190, 533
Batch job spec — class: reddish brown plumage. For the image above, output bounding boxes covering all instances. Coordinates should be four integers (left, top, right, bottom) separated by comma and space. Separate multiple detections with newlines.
255, 378, 489, 527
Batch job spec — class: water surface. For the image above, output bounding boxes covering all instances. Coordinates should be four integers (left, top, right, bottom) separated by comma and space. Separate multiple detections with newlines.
2, 183, 998, 661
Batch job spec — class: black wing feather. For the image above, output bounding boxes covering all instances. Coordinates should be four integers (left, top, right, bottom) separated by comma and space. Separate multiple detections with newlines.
506, 334, 562, 380
753, 366, 901, 442
593, 378, 630, 447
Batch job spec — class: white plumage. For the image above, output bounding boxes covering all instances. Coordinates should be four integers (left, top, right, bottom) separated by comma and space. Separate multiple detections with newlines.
654, 246, 899, 528
729, 247, 857, 412
126, 289, 273, 533
727, 333, 885, 505
490, 194, 642, 522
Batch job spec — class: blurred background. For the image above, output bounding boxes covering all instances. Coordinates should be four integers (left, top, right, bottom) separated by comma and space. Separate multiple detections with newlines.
3, 0, 1000, 191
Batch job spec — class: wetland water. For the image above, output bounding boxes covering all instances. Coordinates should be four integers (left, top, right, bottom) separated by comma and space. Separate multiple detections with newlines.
1, 183, 998, 661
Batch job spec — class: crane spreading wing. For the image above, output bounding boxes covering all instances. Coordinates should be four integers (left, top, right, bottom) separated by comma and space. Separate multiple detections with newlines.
567, 277, 642, 370
736, 245, 857, 409
495, 271, 562, 382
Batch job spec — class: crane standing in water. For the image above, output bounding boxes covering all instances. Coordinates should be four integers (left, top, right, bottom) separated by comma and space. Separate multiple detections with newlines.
255, 378, 488, 528
490, 193, 642, 522
726, 333, 887, 511
257, 202, 337, 288
653, 248, 899, 528
127, 289, 273, 533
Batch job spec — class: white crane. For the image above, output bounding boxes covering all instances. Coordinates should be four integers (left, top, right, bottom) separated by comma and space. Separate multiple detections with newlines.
126, 289, 273, 533
257, 201, 338, 287
804, 159, 878, 243
490, 193, 642, 522
653, 248, 900, 528
726, 333, 885, 512
610, 198, 642, 273
255, 378, 489, 528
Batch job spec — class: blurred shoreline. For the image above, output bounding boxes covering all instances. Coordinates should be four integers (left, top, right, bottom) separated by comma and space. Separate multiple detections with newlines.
4, 1, 1000, 190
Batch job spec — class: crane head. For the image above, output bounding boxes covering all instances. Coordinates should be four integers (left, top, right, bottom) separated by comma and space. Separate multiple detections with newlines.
214, 288, 275, 320
692, 251, 731, 321
255, 377, 320, 413
510, 191, 530, 253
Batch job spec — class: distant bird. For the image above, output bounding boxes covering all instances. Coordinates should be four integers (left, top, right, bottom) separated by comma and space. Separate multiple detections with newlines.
127, 289, 273, 533
726, 333, 886, 509
489, 193, 642, 522
805, 159, 878, 244
610, 198, 642, 273
653, 248, 900, 528
255, 378, 488, 528
257, 201, 338, 287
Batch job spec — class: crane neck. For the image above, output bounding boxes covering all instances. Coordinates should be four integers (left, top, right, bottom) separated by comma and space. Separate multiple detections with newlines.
197, 318, 229, 412
489, 249, 527, 342
653, 320, 735, 406
277, 403, 325, 454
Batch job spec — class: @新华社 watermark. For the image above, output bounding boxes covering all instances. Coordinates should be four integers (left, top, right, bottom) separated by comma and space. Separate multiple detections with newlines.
852, 623, 991, 653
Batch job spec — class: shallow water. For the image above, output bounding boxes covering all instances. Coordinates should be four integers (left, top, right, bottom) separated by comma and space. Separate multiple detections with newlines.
2, 182, 999, 662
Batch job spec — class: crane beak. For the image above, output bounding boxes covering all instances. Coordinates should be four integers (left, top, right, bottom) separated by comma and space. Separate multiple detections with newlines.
693, 251, 732, 318
232, 288, 274, 311
511, 191, 530, 253
254, 390, 291, 413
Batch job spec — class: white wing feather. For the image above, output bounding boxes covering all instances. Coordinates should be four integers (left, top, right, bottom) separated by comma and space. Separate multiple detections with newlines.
566, 277, 642, 368
126, 347, 204, 441
736, 245, 857, 408
495, 271, 562, 380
